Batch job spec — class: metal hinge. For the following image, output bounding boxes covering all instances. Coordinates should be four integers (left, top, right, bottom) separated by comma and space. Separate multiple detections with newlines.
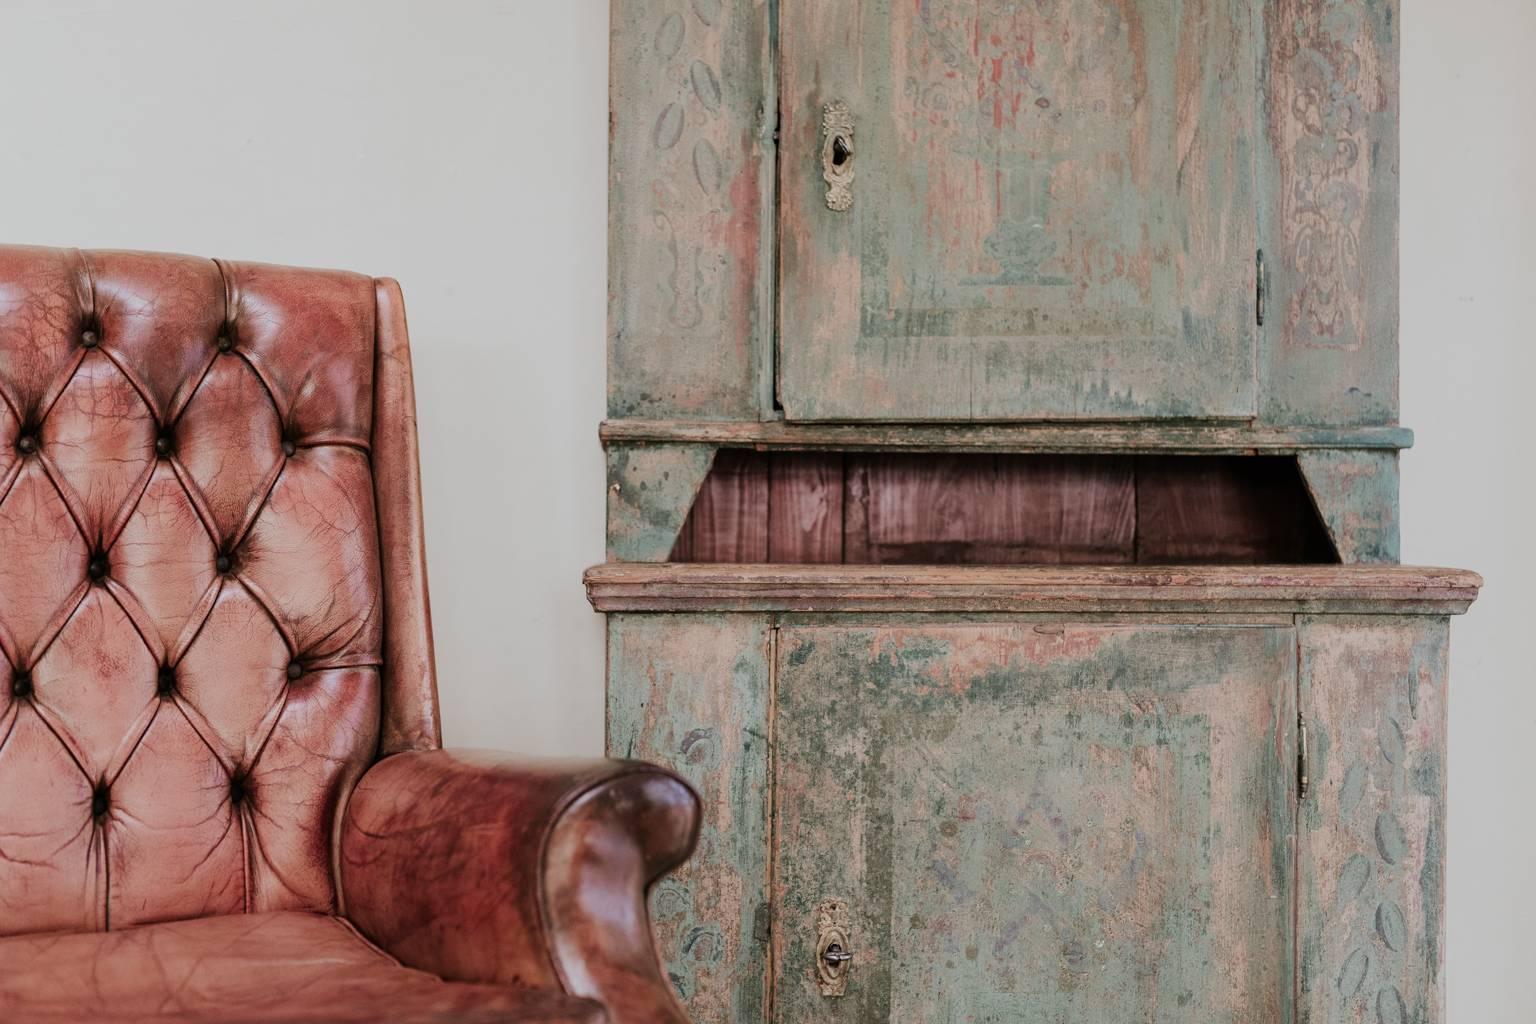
1297, 713, 1310, 801
1256, 249, 1267, 327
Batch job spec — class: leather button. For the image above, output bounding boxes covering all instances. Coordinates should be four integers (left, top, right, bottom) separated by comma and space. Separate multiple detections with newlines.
216, 334, 233, 353
91, 784, 110, 819
229, 773, 248, 805
282, 439, 297, 457
16, 434, 36, 455
287, 661, 304, 681
81, 330, 99, 349
155, 434, 174, 458
10, 671, 31, 698
157, 666, 176, 697
215, 554, 232, 574
87, 555, 109, 581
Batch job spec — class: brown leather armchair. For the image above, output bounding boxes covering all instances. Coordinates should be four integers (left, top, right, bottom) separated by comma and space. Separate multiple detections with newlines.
0, 246, 698, 1023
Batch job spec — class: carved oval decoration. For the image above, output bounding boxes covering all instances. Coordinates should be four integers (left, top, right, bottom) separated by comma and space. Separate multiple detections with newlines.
1338, 948, 1369, 997
690, 60, 722, 113
692, 139, 722, 193
654, 12, 685, 60
1380, 717, 1405, 765
1340, 761, 1369, 816
1375, 812, 1409, 865
1377, 986, 1406, 1024
1338, 854, 1371, 905
1376, 901, 1407, 952
654, 103, 686, 151
692, 0, 721, 26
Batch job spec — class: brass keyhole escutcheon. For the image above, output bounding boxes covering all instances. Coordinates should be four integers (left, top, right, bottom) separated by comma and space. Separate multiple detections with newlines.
822, 101, 855, 212
815, 898, 853, 997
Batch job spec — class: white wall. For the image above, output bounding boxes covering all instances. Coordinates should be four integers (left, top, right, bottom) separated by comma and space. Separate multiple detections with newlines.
1, 1, 1529, 1019
1401, 2, 1536, 1021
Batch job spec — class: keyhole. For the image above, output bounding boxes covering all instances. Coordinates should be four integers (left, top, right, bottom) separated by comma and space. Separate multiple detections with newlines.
832, 135, 851, 168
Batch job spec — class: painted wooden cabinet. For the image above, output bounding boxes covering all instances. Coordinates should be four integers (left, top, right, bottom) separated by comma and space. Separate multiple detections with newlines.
611, 0, 1400, 428
600, 1, 1476, 1021
587, 568, 1477, 1023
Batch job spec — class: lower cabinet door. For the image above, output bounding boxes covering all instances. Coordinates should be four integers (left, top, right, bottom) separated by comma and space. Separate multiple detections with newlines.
771, 622, 1297, 1023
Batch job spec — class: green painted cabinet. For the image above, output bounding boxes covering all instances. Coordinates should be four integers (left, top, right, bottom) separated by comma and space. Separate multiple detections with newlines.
610, 0, 1401, 428
588, 566, 1480, 1023
600, 1, 1466, 1021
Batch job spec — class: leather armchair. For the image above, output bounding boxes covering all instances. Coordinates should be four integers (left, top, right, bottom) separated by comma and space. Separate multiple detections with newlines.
0, 246, 698, 1023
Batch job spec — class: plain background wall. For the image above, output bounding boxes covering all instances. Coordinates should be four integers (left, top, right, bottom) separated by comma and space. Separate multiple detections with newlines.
1, 1, 1529, 1019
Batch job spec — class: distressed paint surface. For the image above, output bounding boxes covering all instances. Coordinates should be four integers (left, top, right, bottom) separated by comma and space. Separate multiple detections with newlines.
1296, 616, 1448, 1024
606, 443, 715, 562
1260, 0, 1400, 426
600, 420, 1415, 453
777, 0, 1256, 421
609, 0, 774, 418
607, 614, 773, 1023
1297, 450, 1400, 563
771, 622, 1296, 1022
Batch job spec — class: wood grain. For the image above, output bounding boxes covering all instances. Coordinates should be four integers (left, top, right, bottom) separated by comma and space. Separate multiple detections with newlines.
767, 453, 843, 563
849, 454, 1135, 564
671, 449, 769, 563
674, 452, 1342, 567
1137, 456, 1336, 563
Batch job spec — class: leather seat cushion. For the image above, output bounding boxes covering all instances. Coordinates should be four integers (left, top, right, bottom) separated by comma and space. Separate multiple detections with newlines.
0, 911, 604, 1023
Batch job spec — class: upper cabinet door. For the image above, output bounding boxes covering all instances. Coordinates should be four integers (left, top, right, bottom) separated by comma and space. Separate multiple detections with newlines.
778, 0, 1257, 421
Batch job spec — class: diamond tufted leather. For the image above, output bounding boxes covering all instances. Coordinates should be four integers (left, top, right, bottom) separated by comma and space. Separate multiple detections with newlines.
0, 246, 698, 1024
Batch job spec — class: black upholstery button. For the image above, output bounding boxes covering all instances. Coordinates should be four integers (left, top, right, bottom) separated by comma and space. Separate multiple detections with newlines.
81, 330, 98, 349
282, 439, 297, 457
91, 784, 110, 819
216, 334, 233, 353
157, 666, 176, 697
16, 435, 36, 455
287, 661, 304, 681
11, 671, 31, 698
155, 434, 174, 458
87, 555, 109, 581
229, 773, 248, 805
215, 554, 232, 574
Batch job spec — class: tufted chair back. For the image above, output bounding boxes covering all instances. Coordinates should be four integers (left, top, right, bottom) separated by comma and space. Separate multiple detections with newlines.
0, 246, 438, 937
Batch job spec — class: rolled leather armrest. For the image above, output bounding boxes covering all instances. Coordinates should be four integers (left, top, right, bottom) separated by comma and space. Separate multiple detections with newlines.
339, 749, 700, 1024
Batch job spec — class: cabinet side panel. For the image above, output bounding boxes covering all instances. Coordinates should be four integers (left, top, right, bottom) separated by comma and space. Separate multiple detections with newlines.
607, 443, 717, 562
1296, 450, 1401, 563
607, 614, 773, 1023
1297, 616, 1448, 1024
1260, 0, 1400, 426
609, 0, 774, 419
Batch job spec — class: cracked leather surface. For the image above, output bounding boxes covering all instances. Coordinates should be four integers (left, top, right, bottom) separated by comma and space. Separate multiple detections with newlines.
0, 246, 699, 1024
